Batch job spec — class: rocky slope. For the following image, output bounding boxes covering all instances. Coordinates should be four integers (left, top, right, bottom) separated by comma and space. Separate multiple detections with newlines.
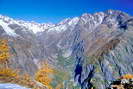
0, 10, 133, 89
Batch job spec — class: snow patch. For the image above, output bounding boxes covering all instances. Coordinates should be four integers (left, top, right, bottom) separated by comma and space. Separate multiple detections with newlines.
0, 20, 18, 36
48, 24, 67, 32
0, 83, 31, 89
63, 50, 72, 57
68, 17, 79, 25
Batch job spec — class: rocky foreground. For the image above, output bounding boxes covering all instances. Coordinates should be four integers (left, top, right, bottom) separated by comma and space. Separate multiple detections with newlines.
108, 74, 133, 89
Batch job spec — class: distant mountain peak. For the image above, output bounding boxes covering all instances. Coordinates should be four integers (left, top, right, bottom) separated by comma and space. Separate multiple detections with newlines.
0, 10, 131, 35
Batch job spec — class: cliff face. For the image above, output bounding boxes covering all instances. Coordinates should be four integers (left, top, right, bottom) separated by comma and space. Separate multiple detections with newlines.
0, 10, 133, 89
72, 11, 133, 89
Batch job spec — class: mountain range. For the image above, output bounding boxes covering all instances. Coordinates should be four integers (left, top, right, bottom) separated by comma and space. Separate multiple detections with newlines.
0, 10, 133, 89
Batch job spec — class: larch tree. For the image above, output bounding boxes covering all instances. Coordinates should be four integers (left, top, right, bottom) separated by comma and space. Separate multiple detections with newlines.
0, 39, 10, 67
35, 60, 55, 89
120, 74, 133, 79
0, 39, 19, 81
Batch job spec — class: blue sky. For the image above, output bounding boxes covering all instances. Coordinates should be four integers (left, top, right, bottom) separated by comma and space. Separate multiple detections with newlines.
0, 0, 133, 23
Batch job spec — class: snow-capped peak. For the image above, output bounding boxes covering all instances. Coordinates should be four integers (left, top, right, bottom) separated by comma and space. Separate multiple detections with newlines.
58, 18, 71, 25
0, 14, 80, 35
0, 14, 55, 34
68, 17, 79, 25
48, 17, 79, 32
19, 22, 55, 33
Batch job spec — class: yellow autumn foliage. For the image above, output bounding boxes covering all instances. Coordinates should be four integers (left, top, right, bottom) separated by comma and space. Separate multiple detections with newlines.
0, 39, 17, 79
0, 39, 10, 64
17, 73, 36, 88
0, 68, 18, 82
0, 68, 17, 77
35, 60, 54, 89
0, 39, 19, 82
120, 74, 133, 79
0, 39, 47, 89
